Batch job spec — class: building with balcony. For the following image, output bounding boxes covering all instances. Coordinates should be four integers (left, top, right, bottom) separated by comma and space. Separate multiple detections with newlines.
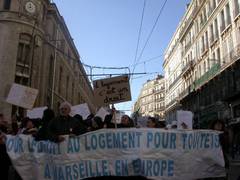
165, 0, 240, 174
0, 0, 98, 121
173, 0, 240, 129
164, 0, 240, 126
163, 23, 183, 124
134, 75, 165, 120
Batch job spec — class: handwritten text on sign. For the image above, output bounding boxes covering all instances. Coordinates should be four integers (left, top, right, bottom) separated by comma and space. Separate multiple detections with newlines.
6, 129, 225, 180
93, 76, 131, 105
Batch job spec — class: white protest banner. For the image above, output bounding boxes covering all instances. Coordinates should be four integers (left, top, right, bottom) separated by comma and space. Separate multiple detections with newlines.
93, 75, 131, 106
95, 107, 110, 120
177, 110, 193, 130
6, 83, 39, 109
27, 106, 48, 119
71, 103, 90, 120
6, 129, 225, 180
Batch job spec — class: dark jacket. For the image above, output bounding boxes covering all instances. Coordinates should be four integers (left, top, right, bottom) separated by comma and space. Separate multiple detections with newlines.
47, 115, 87, 142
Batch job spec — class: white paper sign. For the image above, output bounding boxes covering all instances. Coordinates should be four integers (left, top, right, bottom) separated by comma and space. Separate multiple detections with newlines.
177, 110, 193, 130
137, 116, 148, 127
95, 107, 110, 120
6, 129, 226, 180
6, 83, 39, 109
27, 106, 47, 119
71, 103, 90, 120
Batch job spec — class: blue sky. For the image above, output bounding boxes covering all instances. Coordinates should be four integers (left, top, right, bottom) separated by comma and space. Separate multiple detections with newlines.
53, 0, 190, 114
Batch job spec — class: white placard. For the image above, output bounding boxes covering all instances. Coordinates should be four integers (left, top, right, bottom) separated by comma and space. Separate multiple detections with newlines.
71, 103, 90, 120
95, 107, 110, 120
27, 106, 48, 119
137, 116, 148, 127
177, 110, 193, 130
6, 83, 39, 109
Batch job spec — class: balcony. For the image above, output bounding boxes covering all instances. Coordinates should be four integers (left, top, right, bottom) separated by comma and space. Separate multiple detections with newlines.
168, 75, 181, 90
194, 63, 221, 89
166, 99, 178, 109
179, 85, 194, 100
182, 60, 195, 77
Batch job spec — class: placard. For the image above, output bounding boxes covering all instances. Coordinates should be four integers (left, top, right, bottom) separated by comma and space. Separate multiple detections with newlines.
95, 107, 110, 120
27, 106, 48, 119
177, 110, 193, 130
6, 83, 39, 109
93, 76, 131, 106
71, 103, 91, 120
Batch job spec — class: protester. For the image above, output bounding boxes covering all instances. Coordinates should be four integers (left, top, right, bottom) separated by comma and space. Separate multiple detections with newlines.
103, 114, 115, 128
171, 121, 177, 129
35, 108, 55, 141
146, 117, 159, 128
0, 113, 8, 133
118, 115, 134, 128
22, 118, 38, 135
0, 113, 11, 180
47, 102, 86, 142
210, 119, 230, 163
91, 116, 104, 131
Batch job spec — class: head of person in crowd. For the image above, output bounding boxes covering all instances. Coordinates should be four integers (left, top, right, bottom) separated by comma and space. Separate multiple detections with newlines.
74, 114, 84, 123
103, 114, 115, 128
147, 117, 159, 128
119, 115, 134, 128
59, 102, 72, 117
210, 119, 225, 131
85, 113, 94, 129
0, 113, 8, 133
171, 121, 177, 129
92, 116, 104, 131
158, 121, 166, 128
23, 119, 37, 135
42, 108, 55, 125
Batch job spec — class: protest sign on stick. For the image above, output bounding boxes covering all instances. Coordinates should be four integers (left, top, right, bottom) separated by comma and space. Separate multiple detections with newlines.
93, 75, 131, 106
6, 83, 39, 109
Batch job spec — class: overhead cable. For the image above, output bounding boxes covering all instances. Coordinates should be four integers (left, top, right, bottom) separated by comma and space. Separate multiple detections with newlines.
132, 0, 168, 76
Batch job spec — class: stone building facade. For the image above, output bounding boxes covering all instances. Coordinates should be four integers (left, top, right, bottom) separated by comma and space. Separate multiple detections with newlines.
134, 75, 165, 120
164, 0, 240, 176
0, 0, 97, 121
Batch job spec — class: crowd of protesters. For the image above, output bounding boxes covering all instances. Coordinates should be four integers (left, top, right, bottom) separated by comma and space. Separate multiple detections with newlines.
0, 101, 236, 180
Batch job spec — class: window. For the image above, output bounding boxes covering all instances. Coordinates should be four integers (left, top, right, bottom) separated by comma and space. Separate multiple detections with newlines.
203, 61, 207, 73
212, 0, 216, 10
234, 0, 240, 16
217, 48, 221, 64
17, 42, 30, 65
15, 34, 31, 85
48, 55, 54, 89
72, 82, 75, 103
214, 18, 219, 39
66, 76, 69, 100
58, 67, 63, 93
201, 36, 205, 53
205, 31, 209, 49
220, 10, 225, 32
4, 0, 11, 10
225, 3, 231, 26
210, 24, 214, 43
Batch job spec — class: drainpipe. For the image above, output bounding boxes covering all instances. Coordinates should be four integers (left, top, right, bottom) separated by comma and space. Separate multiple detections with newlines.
51, 28, 59, 109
